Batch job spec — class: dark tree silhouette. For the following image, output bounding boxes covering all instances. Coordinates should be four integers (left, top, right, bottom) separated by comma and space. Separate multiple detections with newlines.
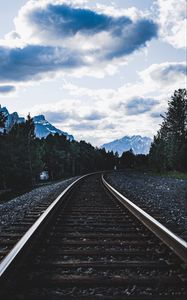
120, 149, 135, 169
149, 89, 187, 172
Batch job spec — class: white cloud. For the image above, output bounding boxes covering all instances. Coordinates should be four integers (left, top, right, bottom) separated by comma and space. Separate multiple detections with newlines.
156, 0, 187, 48
0, 0, 158, 91
140, 61, 186, 89
23, 60, 185, 146
62, 61, 186, 108
1, 1, 185, 146
62, 81, 116, 100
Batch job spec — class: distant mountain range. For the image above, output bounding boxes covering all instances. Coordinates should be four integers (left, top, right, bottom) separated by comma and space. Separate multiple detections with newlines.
0, 107, 74, 140
1, 107, 152, 153
102, 135, 152, 155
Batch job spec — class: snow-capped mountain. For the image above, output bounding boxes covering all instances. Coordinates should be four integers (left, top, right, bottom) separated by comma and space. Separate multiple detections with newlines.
102, 135, 152, 155
33, 115, 74, 140
0, 107, 25, 132
0, 107, 74, 140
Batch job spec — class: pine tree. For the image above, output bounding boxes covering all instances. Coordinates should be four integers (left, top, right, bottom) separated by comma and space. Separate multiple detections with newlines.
5, 115, 37, 189
120, 149, 135, 169
149, 89, 187, 172
166, 89, 187, 170
0, 106, 6, 129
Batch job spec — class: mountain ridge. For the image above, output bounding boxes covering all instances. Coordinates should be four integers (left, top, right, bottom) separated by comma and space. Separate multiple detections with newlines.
102, 135, 152, 155
1, 107, 152, 151
0, 107, 74, 140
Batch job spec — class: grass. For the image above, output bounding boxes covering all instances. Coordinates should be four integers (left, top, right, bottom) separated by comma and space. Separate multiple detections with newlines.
152, 170, 187, 180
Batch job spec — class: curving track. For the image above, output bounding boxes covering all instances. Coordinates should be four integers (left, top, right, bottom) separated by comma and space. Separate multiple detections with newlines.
0, 174, 187, 299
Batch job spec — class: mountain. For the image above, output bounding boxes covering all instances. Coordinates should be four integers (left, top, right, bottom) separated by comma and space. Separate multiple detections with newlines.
102, 135, 152, 155
0, 107, 25, 133
0, 107, 74, 140
33, 115, 74, 140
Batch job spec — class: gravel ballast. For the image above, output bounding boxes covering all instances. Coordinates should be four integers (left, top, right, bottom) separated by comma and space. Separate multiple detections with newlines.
0, 176, 80, 230
0, 172, 186, 241
105, 170, 187, 240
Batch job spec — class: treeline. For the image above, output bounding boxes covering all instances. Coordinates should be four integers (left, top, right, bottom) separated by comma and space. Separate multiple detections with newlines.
0, 115, 118, 191
149, 89, 187, 172
118, 149, 149, 170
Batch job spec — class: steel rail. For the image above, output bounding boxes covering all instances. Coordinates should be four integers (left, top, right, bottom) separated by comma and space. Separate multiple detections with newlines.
102, 174, 187, 263
0, 173, 94, 278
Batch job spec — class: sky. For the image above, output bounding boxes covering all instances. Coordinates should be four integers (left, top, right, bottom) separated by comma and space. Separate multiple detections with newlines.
0, 0, 186, 146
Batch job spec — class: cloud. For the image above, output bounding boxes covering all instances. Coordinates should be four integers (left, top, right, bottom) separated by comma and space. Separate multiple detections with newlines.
150, 112, 163, 118
27, 92, 163, 147
0, 45, 83, 83
27, 4, 131, 39
156, 0, 186, 48
44, 110, 72, 123
103, 19, 157, 60
102, 123, 116, 130
5, 31, 21, 40
37, 107, 106, 125
0, 85, 16, 94
118, 97, 159, 115
24, 3, 157, 59
0, 1, 159, 88
16, 1, 157, 42
51, 60, 185, 143
63, 82, 115, 100
0, 1, 158, 86
24, 57, 185, 147
70, 122, 98, 131
141, 62, 187, 87
84, 110, 106, 121
19, 2, 157, 58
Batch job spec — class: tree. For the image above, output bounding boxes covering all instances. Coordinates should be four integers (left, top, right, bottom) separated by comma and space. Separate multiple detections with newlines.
120, 149, 135, 169
149, 89, 187, 172
0, 106, 6, 129
0, 133, 9, 189
1, 115, 38, 190
165, 89, 187, 170
43, 133, 71, 180
135, 154, 149, 169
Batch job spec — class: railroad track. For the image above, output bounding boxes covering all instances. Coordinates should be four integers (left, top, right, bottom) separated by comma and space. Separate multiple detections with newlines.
0, 174, 186, 299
